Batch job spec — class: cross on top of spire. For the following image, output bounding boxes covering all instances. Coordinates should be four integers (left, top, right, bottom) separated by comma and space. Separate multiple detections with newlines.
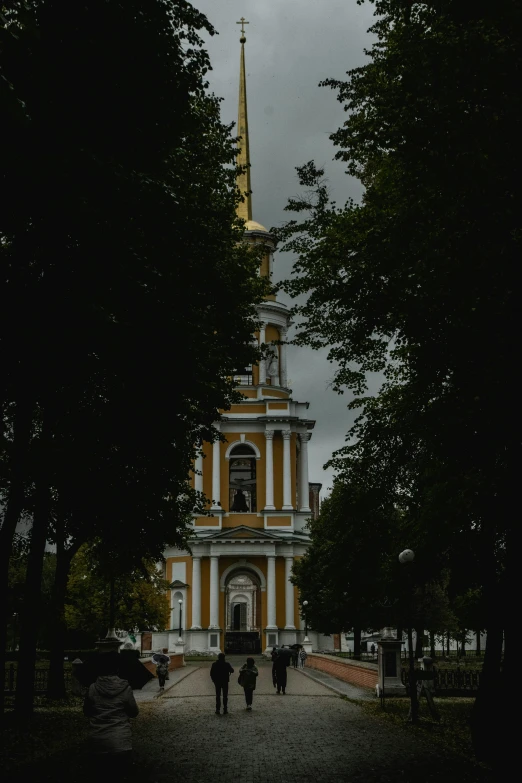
236, 16, 249, 40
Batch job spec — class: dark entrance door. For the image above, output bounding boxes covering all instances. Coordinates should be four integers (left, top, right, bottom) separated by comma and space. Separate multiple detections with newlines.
225, 632, 261, 654
232, 603, 247, 631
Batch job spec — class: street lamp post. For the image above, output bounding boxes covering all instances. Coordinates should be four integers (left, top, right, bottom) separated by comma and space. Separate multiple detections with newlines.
97, 573, 122, 653
399, 549, 418, 724
178, 599, 183, 643
302, 600, 309, 642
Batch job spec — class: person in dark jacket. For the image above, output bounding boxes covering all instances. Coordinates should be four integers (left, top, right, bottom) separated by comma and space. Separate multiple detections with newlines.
83, 652, 139, 776
271, 646, 278, 688
274, 649, 289, 694
238, 657, 258, 710
210, 652, 234, 714
156, 660, 169, 691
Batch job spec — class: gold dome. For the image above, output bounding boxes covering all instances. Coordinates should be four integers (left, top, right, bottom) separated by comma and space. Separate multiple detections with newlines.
245, 219, 269, 232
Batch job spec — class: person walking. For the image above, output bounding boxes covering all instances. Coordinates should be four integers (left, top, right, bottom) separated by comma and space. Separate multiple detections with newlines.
292, 646, 299, 668
271, 646, 278, 689
155, 659, 169, 691
274, 649, 289, 694
238, 656, 258, 710
210, 652, 234, 715
299, 647, 307, 668
83, 652, 139, 777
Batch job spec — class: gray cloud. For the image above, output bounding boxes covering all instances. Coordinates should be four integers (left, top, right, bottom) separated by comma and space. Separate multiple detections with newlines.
195, 0, 377, 495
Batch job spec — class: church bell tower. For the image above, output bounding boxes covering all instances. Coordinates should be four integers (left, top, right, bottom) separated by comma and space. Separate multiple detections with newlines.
162, 20, 321, 656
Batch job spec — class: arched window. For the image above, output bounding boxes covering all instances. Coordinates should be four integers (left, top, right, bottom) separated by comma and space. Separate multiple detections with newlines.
229, 444, 257, 512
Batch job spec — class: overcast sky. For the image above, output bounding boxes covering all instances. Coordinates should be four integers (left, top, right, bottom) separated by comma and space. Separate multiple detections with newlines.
194, 0, 377, 496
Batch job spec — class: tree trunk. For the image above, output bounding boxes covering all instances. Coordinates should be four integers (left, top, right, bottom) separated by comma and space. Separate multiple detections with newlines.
471, 516, 505, 768
461, 629, 467, 658
109, 572, 116, 629
0, 397, 33, 714
429, 630, 436, 658
475, 630, 481, 656
353, 627, 362, 659
471, 608, 503, 763
48, 536, 80, 700
415, 628, 424, 658
407, 626, 418, 723
446, 632, 450, 656
14, 424, 51, 719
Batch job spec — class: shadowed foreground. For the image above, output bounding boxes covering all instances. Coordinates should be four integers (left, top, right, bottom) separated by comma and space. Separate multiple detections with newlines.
4, 657, 493, 783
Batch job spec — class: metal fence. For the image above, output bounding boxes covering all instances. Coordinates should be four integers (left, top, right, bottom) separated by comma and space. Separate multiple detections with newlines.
400, 667, 480, 692
4, 665, 72, 694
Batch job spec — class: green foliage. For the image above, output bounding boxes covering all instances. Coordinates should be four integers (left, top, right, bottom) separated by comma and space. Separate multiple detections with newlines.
65, 544, 169, 642
0, 0, 268, 550
292, 478, 456, 635
275, 0, 521, 557
275, 1, 518, 761
1, 0, 269, 713
292, 479, 402, 632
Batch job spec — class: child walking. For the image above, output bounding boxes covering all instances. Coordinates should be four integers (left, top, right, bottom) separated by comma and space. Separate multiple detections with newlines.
238, 656, 258, 711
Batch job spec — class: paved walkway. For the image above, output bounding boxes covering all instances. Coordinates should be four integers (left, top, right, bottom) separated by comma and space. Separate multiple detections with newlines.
132, 656, 491, 783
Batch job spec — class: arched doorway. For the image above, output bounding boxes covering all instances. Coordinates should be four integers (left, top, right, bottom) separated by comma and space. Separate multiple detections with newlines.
224, 571, 262, 654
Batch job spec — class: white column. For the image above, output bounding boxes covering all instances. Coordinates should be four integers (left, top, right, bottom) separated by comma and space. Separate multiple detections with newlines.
211, 426, 221, 510
266, 555, 277, 629
194, 450, 203, 495
191, 557, 202, 629
284, 556, 296, 629
264, 429, 275, 510
299, 433, 311, 512
282, 430, 293, 509
279, 327, 288, 388
209, 556, 220, 628
259, 322, 267, 384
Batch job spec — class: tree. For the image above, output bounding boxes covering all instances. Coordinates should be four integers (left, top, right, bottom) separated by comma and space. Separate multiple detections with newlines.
7, 537, 55, 652
1, 0, 267, 716
292, 479, 404, 653
276, 1, 521, 764
292, 477, 456, 657
64, 544, 169, 644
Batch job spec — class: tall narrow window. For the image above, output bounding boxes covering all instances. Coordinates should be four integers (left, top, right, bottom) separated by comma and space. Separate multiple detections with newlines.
229, 444, 257, 512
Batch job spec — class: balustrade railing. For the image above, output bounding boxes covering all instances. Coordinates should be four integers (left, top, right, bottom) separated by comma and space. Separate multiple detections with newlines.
400, 667, 480, 692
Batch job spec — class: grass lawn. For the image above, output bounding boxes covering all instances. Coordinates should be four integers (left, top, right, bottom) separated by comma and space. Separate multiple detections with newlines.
360, 696, 485, 764
1, 697, 87, 775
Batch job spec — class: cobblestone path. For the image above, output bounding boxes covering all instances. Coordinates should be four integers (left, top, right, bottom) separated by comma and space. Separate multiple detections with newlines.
133, 656, 491, 783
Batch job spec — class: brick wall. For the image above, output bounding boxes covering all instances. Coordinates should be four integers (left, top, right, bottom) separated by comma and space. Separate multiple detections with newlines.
142, 653, 184, 675
305, 653, 377, 690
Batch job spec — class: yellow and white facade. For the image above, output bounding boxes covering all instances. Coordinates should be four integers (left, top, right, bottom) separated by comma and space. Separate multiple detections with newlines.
160, 23, 325, 655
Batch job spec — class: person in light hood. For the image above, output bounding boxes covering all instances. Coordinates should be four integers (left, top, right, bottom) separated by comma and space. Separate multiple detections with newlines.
83, 651, 139, 774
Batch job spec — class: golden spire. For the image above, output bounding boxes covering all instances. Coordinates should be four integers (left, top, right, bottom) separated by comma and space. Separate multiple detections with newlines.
236, 17, 252, 222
